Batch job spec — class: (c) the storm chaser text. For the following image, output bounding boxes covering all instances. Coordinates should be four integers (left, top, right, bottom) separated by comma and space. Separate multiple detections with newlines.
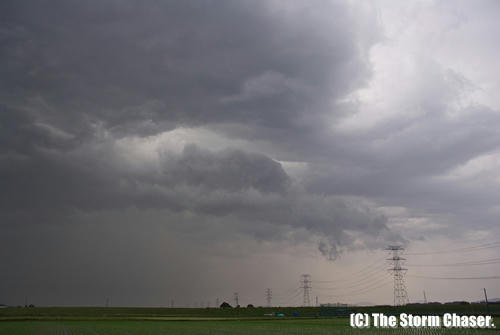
350, 313, 495, 328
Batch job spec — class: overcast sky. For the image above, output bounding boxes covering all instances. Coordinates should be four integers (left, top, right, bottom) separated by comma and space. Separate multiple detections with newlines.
1, 0, 500, 307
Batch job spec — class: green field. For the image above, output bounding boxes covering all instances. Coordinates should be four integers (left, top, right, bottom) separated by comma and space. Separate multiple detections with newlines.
0, 319, 498, 335
0, 306, 498, 334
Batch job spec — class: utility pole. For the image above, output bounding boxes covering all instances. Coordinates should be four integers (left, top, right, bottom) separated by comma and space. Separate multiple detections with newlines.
170, 299, 174, 308
300, 274, 312, 307
233, 292, 239, 307
265, 288, 272, 307
386, 245, 409, 306
423, 291, 427, 304
484, 288, 489, 314
316, 296, 319, 306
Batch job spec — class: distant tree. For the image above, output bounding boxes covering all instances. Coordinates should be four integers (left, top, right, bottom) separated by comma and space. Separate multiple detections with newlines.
28, 304, 35, 308
247, 304, 254, 308
219, 302, 232, 308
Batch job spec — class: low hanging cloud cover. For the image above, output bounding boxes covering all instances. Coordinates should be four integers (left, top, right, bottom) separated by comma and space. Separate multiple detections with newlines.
1, 0, 500, 305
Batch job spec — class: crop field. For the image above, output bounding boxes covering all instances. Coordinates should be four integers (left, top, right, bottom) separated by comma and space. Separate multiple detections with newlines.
0, 306, 498, 335
0, 319, 499, 335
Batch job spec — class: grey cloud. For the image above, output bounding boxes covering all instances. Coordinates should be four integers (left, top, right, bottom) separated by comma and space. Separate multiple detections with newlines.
0, 104, 77, 154
308, 104, 500, 196
1, 1, 495, 249
7, 0, 500, 306
0, 0, 377, 142
303, 50, 500, 237
1, 136, 396, 256
160, 144, 290, 194
0, 0, 388, 245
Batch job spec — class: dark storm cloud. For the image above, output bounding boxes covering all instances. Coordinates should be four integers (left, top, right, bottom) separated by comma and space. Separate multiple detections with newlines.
0, 0, 386, 239
308, 104, 500, 195
10, 0, 500, 306
0, 0, 375, 142
0, 134, 397, 256
1, 0, 497, 255
160, 144, 290, 194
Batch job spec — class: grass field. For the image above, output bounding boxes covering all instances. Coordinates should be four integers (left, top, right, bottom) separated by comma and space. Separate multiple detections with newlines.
0, 306, 498, 334
0, 319, 498, 335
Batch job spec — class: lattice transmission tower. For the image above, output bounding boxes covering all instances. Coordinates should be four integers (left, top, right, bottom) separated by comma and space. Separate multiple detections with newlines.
265, 288, 272, 307
386, 245, 409, 306
233, 292, 239, 307
300, 274, 312, 307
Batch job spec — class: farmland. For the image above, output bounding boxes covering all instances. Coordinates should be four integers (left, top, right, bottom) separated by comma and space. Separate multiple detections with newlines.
0, 305, 498, 334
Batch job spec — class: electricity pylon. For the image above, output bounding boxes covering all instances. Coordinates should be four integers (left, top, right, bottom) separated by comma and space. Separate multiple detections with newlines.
386, 245, 409, 306
300, 274, 312, 307
265, 288, 272, 307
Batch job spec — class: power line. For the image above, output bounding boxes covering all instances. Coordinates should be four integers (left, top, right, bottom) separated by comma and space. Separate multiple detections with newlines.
406, 241, 500, 256
320, 277, 393, 298
315, 265, 387, 286
287, 289, 303, 306
408, 257, 500, 267
320, 274, 392, 297
315, 257, 388, 283
314, 272, 391, 291
272, 286, 302, 302
316, 269, 393, 299
484, 288, 489, 314
314, 264, 390, 289
272, 287, 301, 299
273, 288, 302, 306
409, 274, 500, 280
